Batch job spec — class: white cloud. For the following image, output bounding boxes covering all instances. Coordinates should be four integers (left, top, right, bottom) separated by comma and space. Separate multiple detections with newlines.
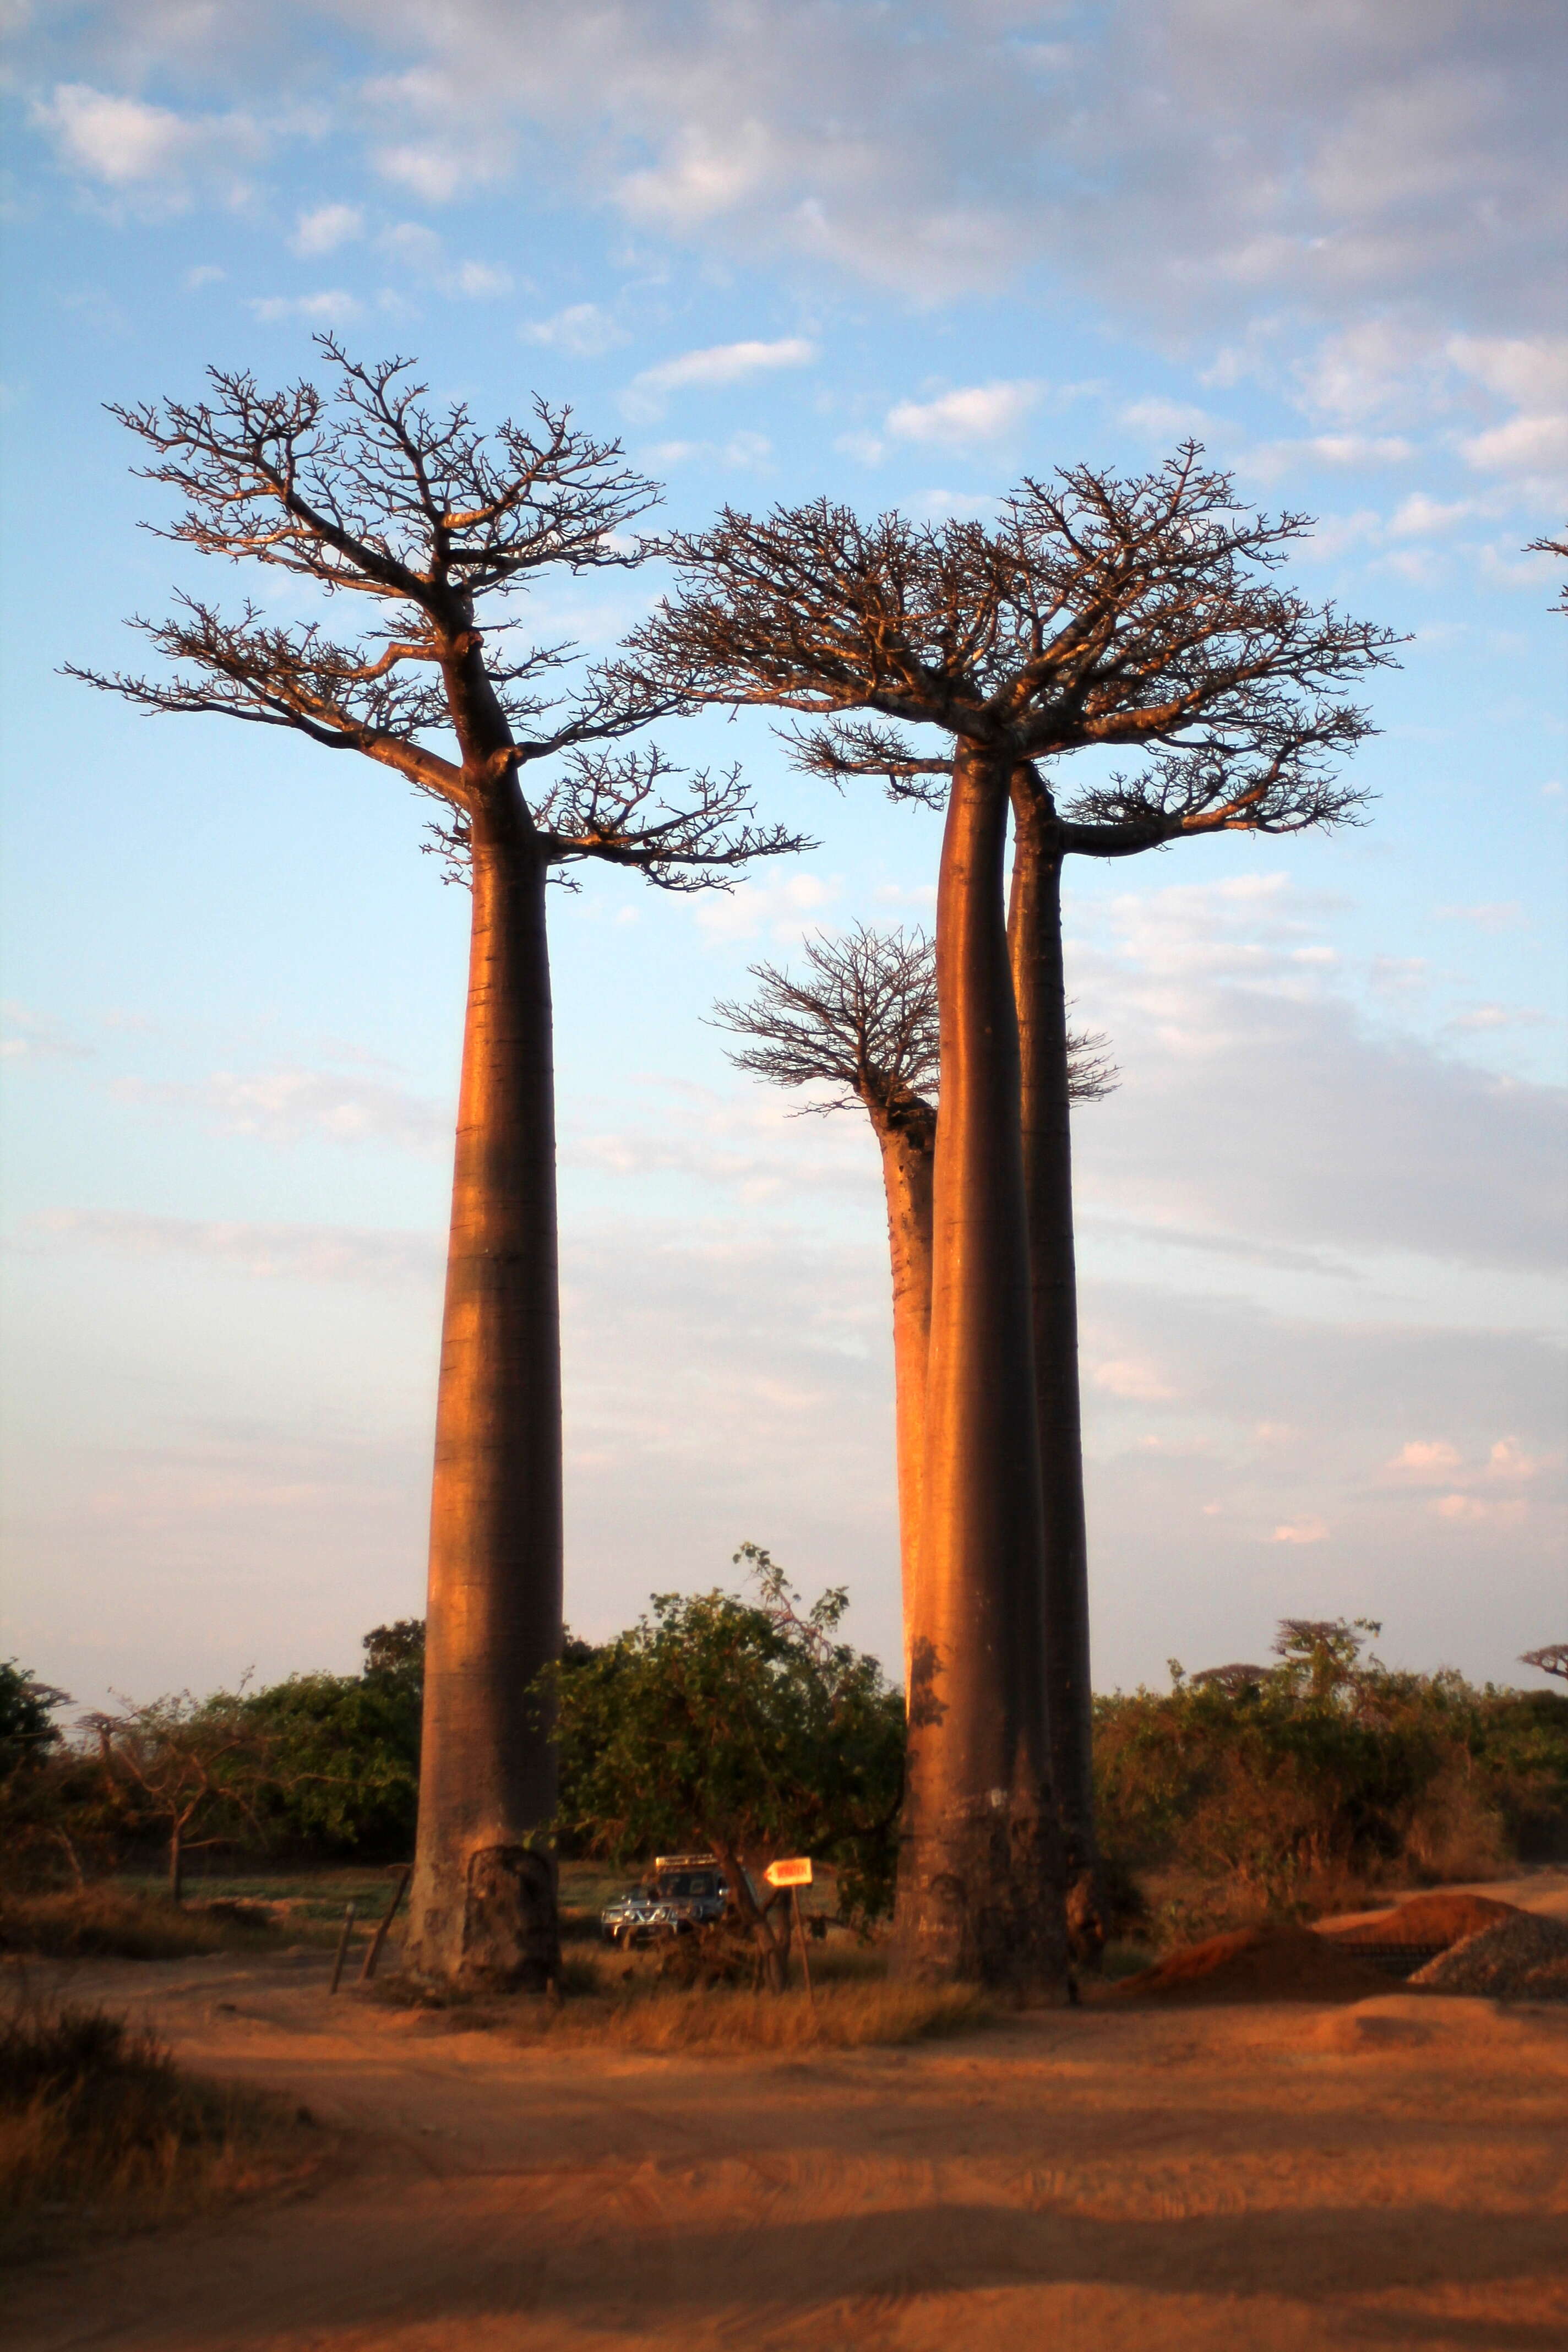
886, 380, 1038, 449
625, 337, 816, 418
693, 872, 842, 945
25, 1210, 440, 1288
111, 1064, 449, 1153
524, 302, 628, 357
32, 80, 268, 211
454, 258, 511, 298
249, 290, 363, 326
290, 202, 363, 257
0, 1001, 94, 1062
1461, 412, 1568, 479
1433, 901, 1525, 929
1066, 873, 1566, 1273
1386, 1439, 1461, 1478
1389, 493, 1483, 537
1091, 1357, 1179, 1403
1268, 1518, 1330, 1545
645, 431, 771, 470
1119, 396, 1217, 441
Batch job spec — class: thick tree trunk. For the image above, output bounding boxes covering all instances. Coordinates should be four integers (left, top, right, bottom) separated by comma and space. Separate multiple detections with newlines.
893, 743, 1067, 1992
168, 1821, 183, 1907
404, 801, 564, 1991
1008, 782, 1103, 1957
873, 1110, 935, 1685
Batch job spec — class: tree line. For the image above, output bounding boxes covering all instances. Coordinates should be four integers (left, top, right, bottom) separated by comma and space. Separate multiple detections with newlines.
64, 340, 1564, 1992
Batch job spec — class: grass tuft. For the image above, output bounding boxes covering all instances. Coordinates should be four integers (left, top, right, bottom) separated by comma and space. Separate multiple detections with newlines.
380, 1956, 992, 2054
0, 1994, 318, 2260
0, 1889, 285, 1962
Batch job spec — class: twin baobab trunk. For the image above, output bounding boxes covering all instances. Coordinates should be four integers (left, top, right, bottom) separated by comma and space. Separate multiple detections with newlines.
1009, 780, 1101, 1950
404, 798, 564, 1990
894, 745, 1066, 1990
871, 1102, 935, 1685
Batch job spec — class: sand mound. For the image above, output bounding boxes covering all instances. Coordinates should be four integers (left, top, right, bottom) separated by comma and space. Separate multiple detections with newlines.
1104, 1925, 1391, 2006
1324, 1890, 1521, 1950
1410, 1911, 1568, 2001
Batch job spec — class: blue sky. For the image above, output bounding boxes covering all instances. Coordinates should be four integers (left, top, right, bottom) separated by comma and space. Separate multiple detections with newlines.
1, 1, 1564, 1712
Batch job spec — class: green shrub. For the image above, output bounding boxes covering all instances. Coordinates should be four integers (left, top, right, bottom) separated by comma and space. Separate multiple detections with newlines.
1093, 1619, 1568, 1924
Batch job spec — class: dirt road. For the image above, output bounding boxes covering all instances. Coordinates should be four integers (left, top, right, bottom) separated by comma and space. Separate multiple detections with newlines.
7, 1896, 1568, 2351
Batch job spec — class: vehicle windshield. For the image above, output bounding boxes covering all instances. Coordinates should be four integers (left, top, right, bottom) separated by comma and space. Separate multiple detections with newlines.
656, 1872, 720, 1899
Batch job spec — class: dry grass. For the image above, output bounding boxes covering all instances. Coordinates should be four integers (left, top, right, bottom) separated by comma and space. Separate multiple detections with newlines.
384, 1947, 993, 2054
0, 1994, 320, 2261
0, 1888, 286, 1962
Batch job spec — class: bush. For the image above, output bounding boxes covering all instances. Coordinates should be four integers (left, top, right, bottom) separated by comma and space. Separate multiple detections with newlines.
550, 1546, 905, 1977
1093, 1619, 1568, 1932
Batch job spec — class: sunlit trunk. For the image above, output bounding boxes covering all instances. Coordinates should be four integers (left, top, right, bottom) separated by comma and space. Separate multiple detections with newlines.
1009, 780, 1102, 1953
404, 796, 563, 1990
894, 743, 1067, 1991
168, 1821, 183, 1907
873, 1110, 935, 1684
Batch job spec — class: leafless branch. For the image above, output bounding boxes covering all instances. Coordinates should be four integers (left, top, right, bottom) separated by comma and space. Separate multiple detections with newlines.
715, 926, 1116, 1126
1526, 528, 1567, 614
624, 447, 1400, 851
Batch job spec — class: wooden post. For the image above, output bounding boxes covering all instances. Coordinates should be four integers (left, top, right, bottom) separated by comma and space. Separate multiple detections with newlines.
358, 1867, 412, 1985
329, 1901, 358, 1995
791, 1888, 815, 2008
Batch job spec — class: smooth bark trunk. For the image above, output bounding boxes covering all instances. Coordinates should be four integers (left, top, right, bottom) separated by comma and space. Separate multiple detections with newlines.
893, 744, 1067, 1991
872, 1110, 935, 1686
1008, 782, 1102, 1952
168, 1822, 183, 1907
404, 799, 563, 1990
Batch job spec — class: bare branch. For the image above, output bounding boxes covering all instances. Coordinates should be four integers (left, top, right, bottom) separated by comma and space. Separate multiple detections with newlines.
624, 448, 1400, 851
715, 925, 1116, 1125
1526, 527, 1568, 614
532, 744, 815, 891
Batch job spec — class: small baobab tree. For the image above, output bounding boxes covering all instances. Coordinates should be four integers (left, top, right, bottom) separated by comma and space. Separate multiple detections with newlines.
714, 925, 1114, 1702
627, 450, 1396, 1985
70, 342, 806, 1989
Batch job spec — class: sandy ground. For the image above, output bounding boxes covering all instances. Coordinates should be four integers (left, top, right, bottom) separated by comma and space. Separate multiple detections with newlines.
7, 1874, 1568, 2352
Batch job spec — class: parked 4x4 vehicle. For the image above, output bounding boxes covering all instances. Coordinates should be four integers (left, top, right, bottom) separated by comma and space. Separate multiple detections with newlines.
600, 1854, 731, 1947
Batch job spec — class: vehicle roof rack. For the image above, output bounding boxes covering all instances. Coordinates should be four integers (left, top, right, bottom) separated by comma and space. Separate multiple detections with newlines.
654, 1853, 720, 1870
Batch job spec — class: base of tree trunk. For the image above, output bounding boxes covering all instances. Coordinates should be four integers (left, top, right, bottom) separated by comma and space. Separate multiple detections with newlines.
404, 1842, 561, 1992
890, 1790, 1069, 1994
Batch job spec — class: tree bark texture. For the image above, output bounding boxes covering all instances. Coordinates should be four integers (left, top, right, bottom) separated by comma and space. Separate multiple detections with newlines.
404, 803, 564, 1991
873, 1112, 935, 1688
1008, 783, 1102, 1951
894, 743, 1067, 1991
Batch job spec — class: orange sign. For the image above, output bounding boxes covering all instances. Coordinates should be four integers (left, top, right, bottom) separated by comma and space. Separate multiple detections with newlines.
764, 1857, 813, 1888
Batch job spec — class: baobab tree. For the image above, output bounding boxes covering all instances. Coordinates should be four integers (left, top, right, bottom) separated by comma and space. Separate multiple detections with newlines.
715, 926, 1113, 1712
70, 343, 805, 1989
627, 450, 1396, 1985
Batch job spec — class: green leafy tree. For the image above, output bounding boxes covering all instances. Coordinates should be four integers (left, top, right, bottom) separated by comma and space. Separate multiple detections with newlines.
0, 1663, 67, 1782
236, 1671, 421, 1857
551, 1548, 905, 1989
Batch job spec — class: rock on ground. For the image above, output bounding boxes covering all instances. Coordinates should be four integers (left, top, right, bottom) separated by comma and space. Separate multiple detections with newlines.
1411, 1910, 1568, 2000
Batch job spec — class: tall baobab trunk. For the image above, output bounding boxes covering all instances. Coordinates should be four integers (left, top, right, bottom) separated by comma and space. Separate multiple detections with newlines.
404, 793, 564, 1990
870, 1105, 935, 1683
894, 744, 1066, 1990
1008, 778, 1102, 1951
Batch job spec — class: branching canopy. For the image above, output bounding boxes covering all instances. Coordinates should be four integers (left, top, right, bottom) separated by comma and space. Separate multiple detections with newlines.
69, 340, 809, 884
714, 924, 1118, 1131
625, 448, 1400, 856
